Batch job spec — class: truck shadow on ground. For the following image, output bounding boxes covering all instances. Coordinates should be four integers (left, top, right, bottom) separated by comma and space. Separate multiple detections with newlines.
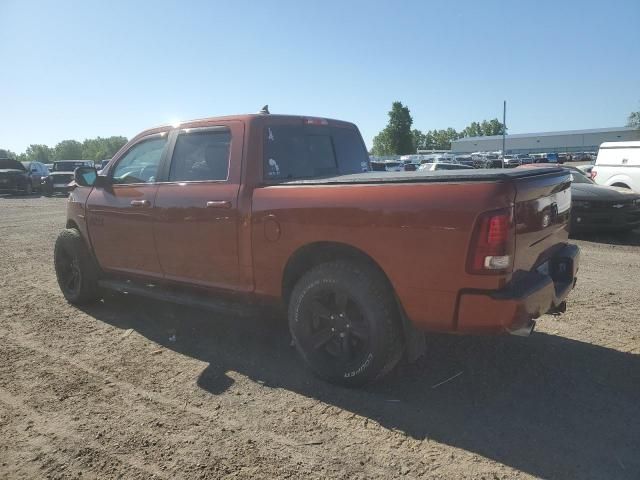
83, 294, 640, 480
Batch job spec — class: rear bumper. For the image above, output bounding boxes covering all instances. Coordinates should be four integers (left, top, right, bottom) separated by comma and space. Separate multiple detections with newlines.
456, 244, 580, 334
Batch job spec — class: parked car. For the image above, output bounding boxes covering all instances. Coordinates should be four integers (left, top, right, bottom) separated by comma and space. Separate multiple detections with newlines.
591, 141, 640, 192
417, 162, 474, 171
502, 155, 521, 168
370, 160, 404, 172
453, 155, 474, 167
21, 161, 49, 192
568, 166, 640, 232
515, 154, 534, 165
42, 160, 94, 196
576, 164, 594, 176
55, 113, 579, 386
520, 164, 640, 232
0, 158, 34, 195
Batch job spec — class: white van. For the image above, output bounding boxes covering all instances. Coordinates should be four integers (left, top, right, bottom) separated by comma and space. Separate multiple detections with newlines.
592, 141, 640, 192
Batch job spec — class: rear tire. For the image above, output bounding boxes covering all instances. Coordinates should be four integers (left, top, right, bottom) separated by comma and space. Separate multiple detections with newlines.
54, 229, 100, 304
288, 260, 403, 387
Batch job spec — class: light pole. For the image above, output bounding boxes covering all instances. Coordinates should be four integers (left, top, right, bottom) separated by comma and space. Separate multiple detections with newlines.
502, 100, 507, 168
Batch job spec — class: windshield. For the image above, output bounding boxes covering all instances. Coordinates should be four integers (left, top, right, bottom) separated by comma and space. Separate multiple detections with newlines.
0, 159, 25, 170
53, 162, 88, 172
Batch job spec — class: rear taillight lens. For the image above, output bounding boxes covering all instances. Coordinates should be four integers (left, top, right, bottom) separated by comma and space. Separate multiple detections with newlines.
467, 208, 514, 274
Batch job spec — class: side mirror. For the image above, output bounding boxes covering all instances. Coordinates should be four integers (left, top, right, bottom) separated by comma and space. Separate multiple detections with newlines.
74, 166, 98, 187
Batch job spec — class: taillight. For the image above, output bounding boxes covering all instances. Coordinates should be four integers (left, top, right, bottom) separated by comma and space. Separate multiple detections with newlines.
467, 208, 514, 274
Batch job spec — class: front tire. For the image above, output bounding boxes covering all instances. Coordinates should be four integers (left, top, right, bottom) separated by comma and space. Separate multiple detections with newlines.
288, 261, 403, 386
54, 229, 100, 304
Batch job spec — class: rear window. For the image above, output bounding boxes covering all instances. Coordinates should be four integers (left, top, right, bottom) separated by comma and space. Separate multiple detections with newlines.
263, 125, 368, 181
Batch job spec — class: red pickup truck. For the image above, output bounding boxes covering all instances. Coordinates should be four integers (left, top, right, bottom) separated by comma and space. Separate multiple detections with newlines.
55, 113, 579, 386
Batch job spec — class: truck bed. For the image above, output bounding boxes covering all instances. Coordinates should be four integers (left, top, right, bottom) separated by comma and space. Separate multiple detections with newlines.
275, 167, 566, 185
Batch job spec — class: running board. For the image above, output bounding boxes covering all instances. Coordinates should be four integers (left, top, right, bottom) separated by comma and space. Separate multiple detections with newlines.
98, 279, 262, 318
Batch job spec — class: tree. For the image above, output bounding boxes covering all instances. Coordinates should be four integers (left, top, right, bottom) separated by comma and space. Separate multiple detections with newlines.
82, 136, 128, 162
412, 129, 426, 151
0, 148, 17, 159
54, 140, 84, 160
628, 110, 640, 129
461, 121, 482, 138
460, 118, 505, 138
371, 101, 414, 156
23, 144, 53, 162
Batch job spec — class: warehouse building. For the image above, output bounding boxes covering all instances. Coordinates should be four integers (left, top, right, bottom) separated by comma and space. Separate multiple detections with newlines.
450, 127, 640, 154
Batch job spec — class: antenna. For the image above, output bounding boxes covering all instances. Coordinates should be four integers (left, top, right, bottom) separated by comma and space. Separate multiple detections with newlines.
259, 105, 270, 115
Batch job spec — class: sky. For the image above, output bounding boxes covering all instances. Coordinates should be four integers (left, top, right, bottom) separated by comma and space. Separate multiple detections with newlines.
1, 0, 639, 153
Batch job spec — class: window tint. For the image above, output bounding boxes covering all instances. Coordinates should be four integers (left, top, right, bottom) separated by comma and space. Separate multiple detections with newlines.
264, 125, 337, 180
263, 125, 369, 180
112, 137, 167, 184
331, 127, 370, 174
169, 130, 230, 182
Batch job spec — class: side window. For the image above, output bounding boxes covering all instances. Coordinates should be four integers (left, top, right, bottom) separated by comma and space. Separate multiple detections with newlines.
112, 136, 167, 185
169, 129, 231, 182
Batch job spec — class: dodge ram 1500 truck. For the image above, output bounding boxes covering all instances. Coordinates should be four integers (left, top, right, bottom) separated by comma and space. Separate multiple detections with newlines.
55, 113, 579, 386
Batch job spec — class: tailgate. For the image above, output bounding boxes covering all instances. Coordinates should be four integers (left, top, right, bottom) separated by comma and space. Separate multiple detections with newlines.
513, 169, 572, 273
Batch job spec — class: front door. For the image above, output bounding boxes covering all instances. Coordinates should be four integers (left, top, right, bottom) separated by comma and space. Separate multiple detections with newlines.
153, 124, 242, 289
86, 133, 169, 278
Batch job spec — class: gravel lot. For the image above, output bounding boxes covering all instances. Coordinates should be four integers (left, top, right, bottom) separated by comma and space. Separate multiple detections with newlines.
1, 195, 639, 479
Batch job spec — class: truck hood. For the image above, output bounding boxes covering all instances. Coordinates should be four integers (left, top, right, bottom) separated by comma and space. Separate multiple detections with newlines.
49, 171, 75, 178
571, 183, 640, 201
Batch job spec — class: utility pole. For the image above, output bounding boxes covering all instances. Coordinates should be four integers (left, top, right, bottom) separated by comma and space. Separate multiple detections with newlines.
502, 100, 507, 168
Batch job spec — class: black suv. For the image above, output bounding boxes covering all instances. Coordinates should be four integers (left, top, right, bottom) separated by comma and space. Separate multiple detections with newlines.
0, 158, 34, 195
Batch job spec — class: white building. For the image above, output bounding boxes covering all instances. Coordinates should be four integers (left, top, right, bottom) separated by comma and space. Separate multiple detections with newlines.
451, 127, 640, 154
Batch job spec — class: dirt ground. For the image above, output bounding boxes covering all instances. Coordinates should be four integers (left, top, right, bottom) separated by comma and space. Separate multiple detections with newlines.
1, 195, 639, 480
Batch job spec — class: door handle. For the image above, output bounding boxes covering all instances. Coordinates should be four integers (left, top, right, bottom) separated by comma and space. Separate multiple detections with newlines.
206, 200, 232, 209
130, 199, 150, 207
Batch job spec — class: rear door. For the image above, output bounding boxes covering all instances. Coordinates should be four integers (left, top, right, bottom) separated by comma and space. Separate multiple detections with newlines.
86, 133, 169, 277
152, 122, 244, 289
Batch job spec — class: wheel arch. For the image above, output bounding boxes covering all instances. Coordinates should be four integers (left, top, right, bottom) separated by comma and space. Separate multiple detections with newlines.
611, 182, 631, 189
282, 242, 393, 305
63, 220, 102, 274
66, 219, 80, 230
604, 173, 634, 189
281, 241, 425, 362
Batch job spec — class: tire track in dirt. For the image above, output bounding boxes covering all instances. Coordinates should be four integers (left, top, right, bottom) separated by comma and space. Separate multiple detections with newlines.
0, 387, 167, 479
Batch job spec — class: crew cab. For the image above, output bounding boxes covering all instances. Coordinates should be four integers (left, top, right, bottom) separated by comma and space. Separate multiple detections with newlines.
55, 113, 580, 386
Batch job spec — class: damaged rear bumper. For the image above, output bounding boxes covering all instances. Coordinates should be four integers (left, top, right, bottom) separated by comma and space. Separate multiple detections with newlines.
456, 244, 580, 335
